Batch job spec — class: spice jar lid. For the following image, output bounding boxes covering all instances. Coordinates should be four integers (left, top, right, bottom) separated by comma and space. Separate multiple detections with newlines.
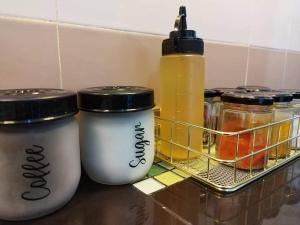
221, 92, 274, 105
277, 89, 300, 99
0, 88, 78, 124
212, 87, 246, 96
78, 86, 155, 113
204, 89, 218, 98
236, 85, 271, 92
255, 91, 293, 102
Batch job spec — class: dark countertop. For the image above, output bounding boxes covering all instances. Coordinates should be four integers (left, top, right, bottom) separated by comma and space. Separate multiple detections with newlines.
1, 159, 300, 225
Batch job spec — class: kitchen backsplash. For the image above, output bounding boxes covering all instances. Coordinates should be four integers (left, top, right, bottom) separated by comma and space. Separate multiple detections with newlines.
0, 15, 299, 104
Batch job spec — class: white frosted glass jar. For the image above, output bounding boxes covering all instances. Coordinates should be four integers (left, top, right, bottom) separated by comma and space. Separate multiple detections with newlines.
78, 86, 155, 185
0, 89, 81, 221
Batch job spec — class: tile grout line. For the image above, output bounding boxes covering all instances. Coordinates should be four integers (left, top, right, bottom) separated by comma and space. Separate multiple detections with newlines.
281, 1, 294, 89
55, 0, 63, 88
244, 0, 254, 86
244, 46, 251, 86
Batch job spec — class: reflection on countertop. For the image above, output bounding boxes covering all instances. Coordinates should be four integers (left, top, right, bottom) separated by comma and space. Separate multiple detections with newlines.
152, 158, 300, 225
0, 171, 186, 225
1, 159, 300, 225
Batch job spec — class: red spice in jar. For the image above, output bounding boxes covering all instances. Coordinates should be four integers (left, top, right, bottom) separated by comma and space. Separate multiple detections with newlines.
217, 93, 273, 170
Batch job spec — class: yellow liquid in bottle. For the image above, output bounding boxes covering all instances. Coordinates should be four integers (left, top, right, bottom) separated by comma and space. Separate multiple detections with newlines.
159, 54, 205, 160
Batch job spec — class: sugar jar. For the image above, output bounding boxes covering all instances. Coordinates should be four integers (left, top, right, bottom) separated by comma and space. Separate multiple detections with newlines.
78, 86, 155, 185
0, 89, 81, 221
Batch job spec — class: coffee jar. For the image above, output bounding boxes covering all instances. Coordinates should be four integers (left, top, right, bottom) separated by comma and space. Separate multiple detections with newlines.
0, 89, 81, 221
78, 86, 155, 185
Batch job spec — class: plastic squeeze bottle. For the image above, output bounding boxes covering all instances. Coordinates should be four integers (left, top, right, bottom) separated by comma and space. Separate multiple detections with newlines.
159, 6, 205, 160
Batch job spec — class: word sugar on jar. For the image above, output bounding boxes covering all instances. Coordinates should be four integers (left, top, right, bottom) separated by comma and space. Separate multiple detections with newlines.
0, 89, 81, 221
217, 93, 273, 170
78, 86, 155, 185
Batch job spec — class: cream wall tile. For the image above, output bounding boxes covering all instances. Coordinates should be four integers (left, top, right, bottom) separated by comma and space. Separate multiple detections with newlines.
59, 24, 162, 103
246, 47, 285, 89
187, 0, 252, 44
289, 24, 300, 52
250, 0, 294, 49
119, 0, 180, 35
0, 0, 56, 20
288, 0, 300, 51
57, 0, 123, 29
0, 17, 60, 89
205, 42, 247, 88
283, 52, 300, 89
57, 0, 252, 44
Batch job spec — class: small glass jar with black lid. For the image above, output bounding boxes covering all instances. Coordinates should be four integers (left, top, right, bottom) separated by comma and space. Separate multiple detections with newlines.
279, 90, 300, 149
203, 90, 218, 146
0, 88, 80, 221
217, 92, 273, 170
257, 92, 294, 158
78, 86, 155, 185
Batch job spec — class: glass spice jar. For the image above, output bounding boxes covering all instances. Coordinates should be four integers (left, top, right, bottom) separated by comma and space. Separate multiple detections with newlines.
279, 90, 300, 149
209, 88, 247, 146
217, 93, 273, 170
258, 92, 294, 159
203, 90, 218, 146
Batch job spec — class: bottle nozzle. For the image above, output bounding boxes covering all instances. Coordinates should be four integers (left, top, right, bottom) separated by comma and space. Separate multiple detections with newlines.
162, 6, 204, 55
174, 6, 187, 31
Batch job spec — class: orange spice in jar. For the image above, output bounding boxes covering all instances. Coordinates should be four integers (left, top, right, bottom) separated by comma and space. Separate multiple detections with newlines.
216, 93, 273, 170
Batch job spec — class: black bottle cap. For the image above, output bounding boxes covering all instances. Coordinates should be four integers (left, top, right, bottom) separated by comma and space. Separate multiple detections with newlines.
221, 93, 274, 106
0, 88, 78, 124
78, 86, 155, 113
162, 6, 204, 55
236, 85, 271, 92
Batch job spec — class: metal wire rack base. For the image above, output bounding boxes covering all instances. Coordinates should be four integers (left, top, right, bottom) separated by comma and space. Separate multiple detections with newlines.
155, 115, 300, 192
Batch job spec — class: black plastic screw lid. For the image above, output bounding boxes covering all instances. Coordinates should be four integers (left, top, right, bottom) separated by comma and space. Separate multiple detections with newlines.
204, 89, 218, 98
162, 6, 204, 55
278, 89, 300, 99
78, 86, 155, 113
254, 91, 293, 102
0, 88, 78, 124
221, 92, 274, 106
236, 85, 271, 92
212, 87, 246, 96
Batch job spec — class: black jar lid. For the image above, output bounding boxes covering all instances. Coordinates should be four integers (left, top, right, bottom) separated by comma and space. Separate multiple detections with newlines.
255, 91, 294, 102
204, 89, 218, 98
277, 89, 300, 99
236, 85, 271, 92
212, 87, 246, 96
221, 92, 274, 106
0, 88, 78, 125
78, 86, 155, 113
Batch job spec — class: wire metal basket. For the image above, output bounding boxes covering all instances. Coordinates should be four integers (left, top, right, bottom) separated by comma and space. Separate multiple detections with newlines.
155, 115, 300, 192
